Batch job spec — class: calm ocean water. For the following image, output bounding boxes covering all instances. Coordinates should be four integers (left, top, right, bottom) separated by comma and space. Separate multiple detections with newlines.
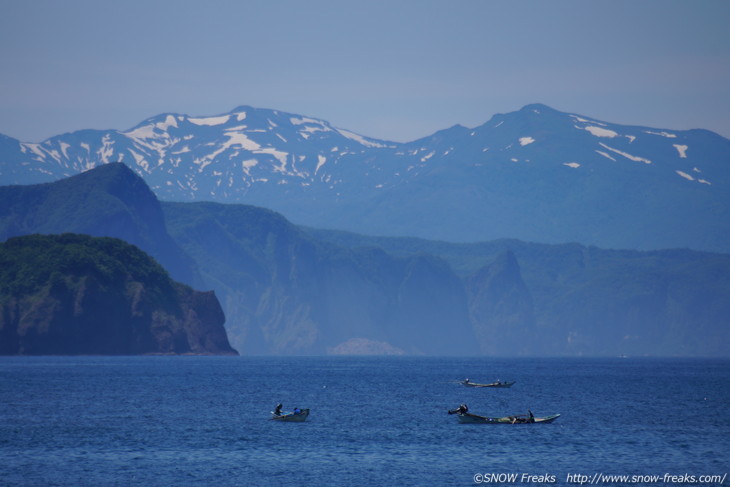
1, 356, 728, 486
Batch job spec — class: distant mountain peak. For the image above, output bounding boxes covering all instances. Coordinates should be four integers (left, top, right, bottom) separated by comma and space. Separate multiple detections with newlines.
519, 102, 557, 113
2, 103, 729, 252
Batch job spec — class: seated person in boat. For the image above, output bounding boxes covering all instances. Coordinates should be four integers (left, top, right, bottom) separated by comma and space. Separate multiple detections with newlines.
448, 404, 469, 415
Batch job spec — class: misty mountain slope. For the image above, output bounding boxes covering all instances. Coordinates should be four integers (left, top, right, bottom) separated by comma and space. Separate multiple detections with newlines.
466, 251, 536, 356
2, 164, 727, 356
1, 104, 728, 252
162, 201, 478, 355
0, 163, 203, 288
308, 228, 730, 357
0, 165, 479, 355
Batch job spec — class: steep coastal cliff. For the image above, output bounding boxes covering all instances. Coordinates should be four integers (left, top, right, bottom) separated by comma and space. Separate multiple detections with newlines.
0, 234, 237, 355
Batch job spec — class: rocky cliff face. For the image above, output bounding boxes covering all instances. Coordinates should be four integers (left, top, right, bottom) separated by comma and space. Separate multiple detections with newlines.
0, 234, 237, 355
311, 232, 730, 357
466, 251, 536, 355
162, 202, 479, 355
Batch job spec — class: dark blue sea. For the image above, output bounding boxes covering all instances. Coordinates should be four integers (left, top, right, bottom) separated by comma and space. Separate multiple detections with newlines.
1, 356, 728, 486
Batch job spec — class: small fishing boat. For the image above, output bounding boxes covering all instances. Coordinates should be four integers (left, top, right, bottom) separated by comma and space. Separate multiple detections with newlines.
271, 408, 310, 422
455, 411, 560, 424
462, 379, 515, 388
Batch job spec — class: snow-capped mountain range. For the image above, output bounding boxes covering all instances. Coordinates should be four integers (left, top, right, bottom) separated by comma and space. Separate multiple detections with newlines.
2, 103, 729, 252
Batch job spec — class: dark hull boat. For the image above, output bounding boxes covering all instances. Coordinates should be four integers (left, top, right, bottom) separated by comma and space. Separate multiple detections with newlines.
456, 411, 559, 424
462, 380, 515, 388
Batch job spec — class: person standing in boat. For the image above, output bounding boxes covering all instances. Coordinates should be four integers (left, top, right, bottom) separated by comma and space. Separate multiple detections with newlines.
274, 403, 283, 416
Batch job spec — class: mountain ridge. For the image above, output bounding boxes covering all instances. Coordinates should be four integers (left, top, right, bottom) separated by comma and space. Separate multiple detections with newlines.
1, 164, 727, 356
1, 104, 729, 252
0, 163, 203, 288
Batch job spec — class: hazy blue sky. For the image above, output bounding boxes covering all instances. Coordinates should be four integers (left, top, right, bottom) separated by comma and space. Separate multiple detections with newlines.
1, 0, 729, 143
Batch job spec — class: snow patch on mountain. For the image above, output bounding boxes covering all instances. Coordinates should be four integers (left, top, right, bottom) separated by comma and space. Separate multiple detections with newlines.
571, 115, 607, 126
674, 144, 688, 158
315, 155, 327, 174
23, 143, 46, 159
598, 143, 652, 164
677, 170, 694, 181
257, 148, 289, 172
224, 130, 261, 151
300, 124, 329, 136
59, 142, 71, 158
159, 115, 179, 130
129, 149, 146, 168
571, 116, 591, 123
126, 125, 156, 139
44, 146, 62, 163
98, 134, 116, 163
519, 137, 535, 146
241, 159, 258, 176
189, 115, 230, 126
681, 167, 712, 185
676, 170, 710, 184
581, 126, 619, 138
646, 130, 677, 138
336, 128, 389, 148
563, 162, 580, 168
291, 116, 324, 126
126, 115, 180, 140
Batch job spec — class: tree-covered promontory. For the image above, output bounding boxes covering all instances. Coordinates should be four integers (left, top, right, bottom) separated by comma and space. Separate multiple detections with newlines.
0, 234, 237, 355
